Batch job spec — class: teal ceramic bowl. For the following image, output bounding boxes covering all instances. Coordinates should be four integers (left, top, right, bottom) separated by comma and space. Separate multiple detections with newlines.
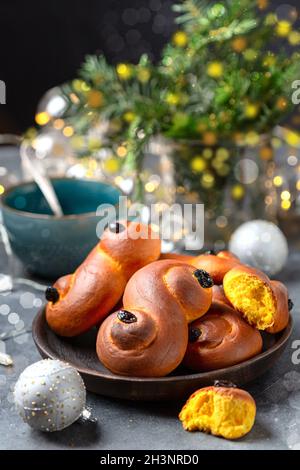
1, 178, 122, 279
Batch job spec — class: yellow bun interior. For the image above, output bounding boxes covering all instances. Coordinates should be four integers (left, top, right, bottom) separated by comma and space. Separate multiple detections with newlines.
179, 389, 256, 440
224, 273, 276, 330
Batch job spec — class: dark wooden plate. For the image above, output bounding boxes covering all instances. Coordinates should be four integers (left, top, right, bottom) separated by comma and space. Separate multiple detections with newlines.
32, 308, 293, 401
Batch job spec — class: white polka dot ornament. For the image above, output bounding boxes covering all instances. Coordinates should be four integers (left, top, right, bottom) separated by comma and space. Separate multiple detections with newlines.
14, 359, 86, 432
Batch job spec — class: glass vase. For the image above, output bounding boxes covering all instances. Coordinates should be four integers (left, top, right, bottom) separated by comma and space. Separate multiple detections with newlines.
264, 126, 300, 250
149, 134, 275, 250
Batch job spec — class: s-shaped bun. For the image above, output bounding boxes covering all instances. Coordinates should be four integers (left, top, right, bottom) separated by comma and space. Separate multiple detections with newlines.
96, 260, 213, 377
46, 221, 161, 337
184, 302, 263, 371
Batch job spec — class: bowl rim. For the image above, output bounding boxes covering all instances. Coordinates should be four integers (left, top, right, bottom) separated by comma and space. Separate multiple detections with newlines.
0, 177, 123, 220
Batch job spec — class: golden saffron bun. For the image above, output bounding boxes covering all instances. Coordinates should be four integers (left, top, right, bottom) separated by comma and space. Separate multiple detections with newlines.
183, 302, 263, 372
46, 221, 161, 337
179, 384, 256, 440
159, 252, 194, 263
267, 280, 290, 333
223, 265, 290, 332
212, 285, 232, 306
160, 250, 241, 285
97, 260, 213, 377
190, 251, 241, 285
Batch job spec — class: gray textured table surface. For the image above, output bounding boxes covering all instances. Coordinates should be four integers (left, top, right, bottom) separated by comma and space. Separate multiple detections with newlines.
0, 146, 300, 450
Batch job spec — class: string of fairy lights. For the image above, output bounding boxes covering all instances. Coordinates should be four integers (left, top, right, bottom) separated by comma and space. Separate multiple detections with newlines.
27, 104, 300, 216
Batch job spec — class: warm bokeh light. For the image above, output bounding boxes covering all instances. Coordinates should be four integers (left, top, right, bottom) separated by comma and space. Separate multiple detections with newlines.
173, 31, 188, 47
190, 157, 206, 172
245, 103, 259, 119
63, 126, 74, 137
201, 172, 215, 188
70, 93, 80, 104
216, 215, 228, 228
281, 190, 291, 201
165, 93, 180, 106
123, 111, 136, 123
202, 131, 217, 145
285, 130, 300, 146
35, 112, 50, 126
145, 182, 157, 193
87, 90, 103, 108
289, 31, 300, 45
116, 146, 127, 158
265, 195, 273, 205
116, 63, 132, 80
276, 21, 292, 37
137, 68, 151, 83
103, 158, 120, 173
53, 119, 65, 130
273, 175, 283, 187
260, 146, 273, 160
207, 62, 223, 78
232, 37, 247, 52
231, 184, 245, 200
281, 200, 291, 210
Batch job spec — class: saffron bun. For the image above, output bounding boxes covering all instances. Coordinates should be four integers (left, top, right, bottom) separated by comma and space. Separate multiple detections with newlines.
179, 384, 256, 440
223, 265, 290, 332
190, 251, 241, 285
159, 252, 194, 263
183, 302, 263, 372
96, 260, 213, 377
161, 250, 241, 285
266, 280, 290, 334
46, 221, 161, 337
212, 285, 232, 306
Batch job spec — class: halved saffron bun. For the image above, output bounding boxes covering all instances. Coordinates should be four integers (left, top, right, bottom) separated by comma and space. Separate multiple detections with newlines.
223, 265, 277, 330
190, 251, 241, 285
267, 280, 290, 334
179, 385, 256, 440
183, 303, 262, 371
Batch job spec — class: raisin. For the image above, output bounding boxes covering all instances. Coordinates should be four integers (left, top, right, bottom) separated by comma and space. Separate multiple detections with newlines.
288, 299, 294, 311
193, 269, 214, 288
109, 222, 125, 233
214, 380, 237, 389
45, 287, 59, 304
189, 327, 202, 343
117, 310, 137, 323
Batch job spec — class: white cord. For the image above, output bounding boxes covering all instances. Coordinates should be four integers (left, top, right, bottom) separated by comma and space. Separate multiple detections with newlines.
14, 278, 47, 292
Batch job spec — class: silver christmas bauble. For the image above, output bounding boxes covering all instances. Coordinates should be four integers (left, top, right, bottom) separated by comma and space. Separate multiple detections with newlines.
229, 220, 288, 276
14, 359, 86, 432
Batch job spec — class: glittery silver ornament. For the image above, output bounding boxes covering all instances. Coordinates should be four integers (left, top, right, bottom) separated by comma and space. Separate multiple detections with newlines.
14, 359, 86, 432
229, 220, 288, 276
